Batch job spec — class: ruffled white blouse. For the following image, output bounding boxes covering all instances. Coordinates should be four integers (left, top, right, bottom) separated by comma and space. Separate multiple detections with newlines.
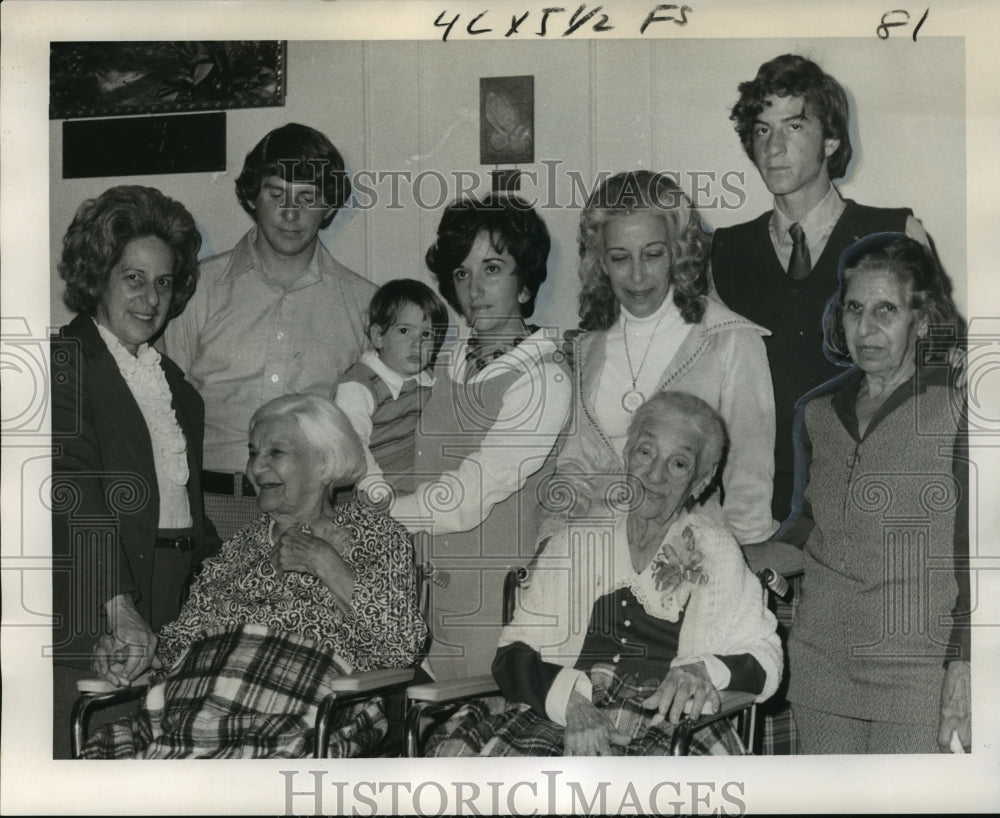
95, 320, 193, 529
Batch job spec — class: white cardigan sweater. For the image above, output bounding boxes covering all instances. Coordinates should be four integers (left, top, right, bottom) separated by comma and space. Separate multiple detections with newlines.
499, 511, 783, 725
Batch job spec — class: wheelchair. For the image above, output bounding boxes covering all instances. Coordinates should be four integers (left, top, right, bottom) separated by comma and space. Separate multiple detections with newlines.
403, 565, 788, 757
70, 563, 436, 759
70, 665, 419, 759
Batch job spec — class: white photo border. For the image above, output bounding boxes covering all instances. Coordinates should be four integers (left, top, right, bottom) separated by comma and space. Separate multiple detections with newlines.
2, 1, 998, 814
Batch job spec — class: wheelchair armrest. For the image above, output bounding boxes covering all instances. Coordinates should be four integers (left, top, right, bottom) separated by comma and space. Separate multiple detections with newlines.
71, 676, 151, 758
75, 672, 152, 696
677, 689, 757, 722
745, 540, 804, 580
669, 689, 759, 756
406, 673, 498, 703
314, 668, 418, 758
328, 667, 415, 694
403, 674, 500, 757
709, 689, 757, 717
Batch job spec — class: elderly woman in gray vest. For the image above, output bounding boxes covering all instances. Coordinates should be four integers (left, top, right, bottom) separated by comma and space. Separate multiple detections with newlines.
379, 194, 571, 681
784, 233, 970, 753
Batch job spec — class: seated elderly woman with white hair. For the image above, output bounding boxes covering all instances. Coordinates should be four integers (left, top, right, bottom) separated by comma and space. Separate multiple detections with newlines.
81, 394, 427, 759
427, 391, 781, 757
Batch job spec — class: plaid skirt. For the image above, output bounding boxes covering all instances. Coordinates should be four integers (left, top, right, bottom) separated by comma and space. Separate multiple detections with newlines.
426, 664, 746, 757
80, 625, 387, 759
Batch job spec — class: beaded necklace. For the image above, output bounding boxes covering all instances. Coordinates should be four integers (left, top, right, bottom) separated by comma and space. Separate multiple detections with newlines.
464, 324, 539, 376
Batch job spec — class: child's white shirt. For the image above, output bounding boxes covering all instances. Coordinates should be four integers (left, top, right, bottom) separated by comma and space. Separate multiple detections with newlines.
333, 350, 435, 493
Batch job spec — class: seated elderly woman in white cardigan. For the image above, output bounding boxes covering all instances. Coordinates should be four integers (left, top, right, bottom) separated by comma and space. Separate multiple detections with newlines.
427, 391, 781, 756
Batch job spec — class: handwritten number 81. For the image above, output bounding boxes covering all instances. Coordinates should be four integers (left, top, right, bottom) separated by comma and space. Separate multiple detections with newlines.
877, 8, 930, 40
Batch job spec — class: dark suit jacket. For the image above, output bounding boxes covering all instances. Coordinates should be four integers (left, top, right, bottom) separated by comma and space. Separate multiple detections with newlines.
51, 314, 219, 666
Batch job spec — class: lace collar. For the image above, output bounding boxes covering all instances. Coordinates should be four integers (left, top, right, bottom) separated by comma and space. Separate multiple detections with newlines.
95, 320, 189, 487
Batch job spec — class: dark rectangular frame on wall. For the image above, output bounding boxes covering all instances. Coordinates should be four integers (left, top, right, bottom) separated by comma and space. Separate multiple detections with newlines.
49, 40, 286, 120
62, 112, 227, 179
479, 75, 534, 165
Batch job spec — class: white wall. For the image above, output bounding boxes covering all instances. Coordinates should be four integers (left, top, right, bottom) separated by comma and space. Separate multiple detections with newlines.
49, 37, 965, 336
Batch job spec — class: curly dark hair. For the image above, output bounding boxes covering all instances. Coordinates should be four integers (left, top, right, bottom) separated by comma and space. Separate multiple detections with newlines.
367, 278, 451, 363
58, 185, 202, 319
577, 171, 710, 331
424, 194, 550, 318
235, 123, 351, 229
730, 54, 853, 180
822, 232, 965, 367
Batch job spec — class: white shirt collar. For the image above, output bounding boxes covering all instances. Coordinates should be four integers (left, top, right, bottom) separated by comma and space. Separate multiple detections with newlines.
771, 183, 845, 246
244, 225, 324, 287
360, 349, 434, 398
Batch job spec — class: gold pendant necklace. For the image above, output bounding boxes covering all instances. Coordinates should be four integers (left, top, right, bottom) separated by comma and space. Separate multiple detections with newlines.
621, 312, 665, 413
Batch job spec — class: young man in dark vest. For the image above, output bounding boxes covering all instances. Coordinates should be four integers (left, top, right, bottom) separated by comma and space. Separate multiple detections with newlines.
710, 53, 932, 754
713, 54, 931, 524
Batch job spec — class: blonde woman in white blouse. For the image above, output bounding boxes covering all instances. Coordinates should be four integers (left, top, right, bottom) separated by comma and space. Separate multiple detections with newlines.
541, 171, 779, 548
50, 186, 218, 757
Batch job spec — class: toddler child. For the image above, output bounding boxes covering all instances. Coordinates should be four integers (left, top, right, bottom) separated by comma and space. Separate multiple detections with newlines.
333, 278, 449, 500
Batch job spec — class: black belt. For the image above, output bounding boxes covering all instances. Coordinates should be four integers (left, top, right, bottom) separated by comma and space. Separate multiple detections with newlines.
202, 470, 256, 497
155, 534, 196, 552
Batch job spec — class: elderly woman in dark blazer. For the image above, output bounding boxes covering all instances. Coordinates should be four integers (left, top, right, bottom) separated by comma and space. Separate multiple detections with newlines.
50, 185, 218, 757
783, 233, 970, 753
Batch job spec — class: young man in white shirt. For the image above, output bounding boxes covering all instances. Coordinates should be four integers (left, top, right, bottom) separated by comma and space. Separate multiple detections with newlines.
165, 123, 375, 539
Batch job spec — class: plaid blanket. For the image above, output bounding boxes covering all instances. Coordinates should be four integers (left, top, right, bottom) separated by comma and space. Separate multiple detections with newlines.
426, 664, 746, 757
759, 579, 801, 755
81, 625, 387, 759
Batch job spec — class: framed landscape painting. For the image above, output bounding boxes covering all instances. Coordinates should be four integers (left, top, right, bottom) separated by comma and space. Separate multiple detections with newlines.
49, 40, 286, 119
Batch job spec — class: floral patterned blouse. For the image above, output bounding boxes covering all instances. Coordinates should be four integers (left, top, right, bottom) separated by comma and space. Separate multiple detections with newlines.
156, 499, 427, 673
